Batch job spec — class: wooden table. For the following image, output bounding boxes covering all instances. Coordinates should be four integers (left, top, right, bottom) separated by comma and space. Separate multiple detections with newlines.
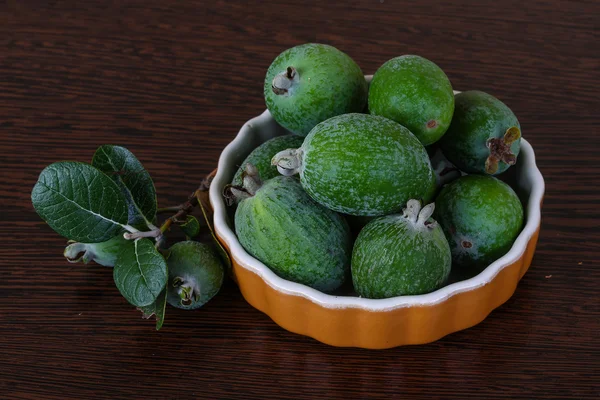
1, 1, 598, 399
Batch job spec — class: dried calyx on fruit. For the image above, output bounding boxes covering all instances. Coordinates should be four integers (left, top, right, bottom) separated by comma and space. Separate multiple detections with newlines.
485, 126, 521, 174
223, 164, 263, 205
271, 66, 299, 95
402, 199, 437, 228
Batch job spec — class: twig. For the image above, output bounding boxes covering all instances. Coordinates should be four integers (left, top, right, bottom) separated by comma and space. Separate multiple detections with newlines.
157, 206, 182, 214
154, 170, 216, 247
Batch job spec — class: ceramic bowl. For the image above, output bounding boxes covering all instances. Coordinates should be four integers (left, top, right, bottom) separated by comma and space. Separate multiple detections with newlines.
209, 81, 545, 349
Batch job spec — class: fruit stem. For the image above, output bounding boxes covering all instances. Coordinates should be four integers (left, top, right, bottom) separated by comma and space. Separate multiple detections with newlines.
272, 148, 303, 176
271, 66, 299, 95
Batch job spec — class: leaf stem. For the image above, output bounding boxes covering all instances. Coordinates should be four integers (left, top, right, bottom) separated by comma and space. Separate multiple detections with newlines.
123, 224, 140, 233
124, 229, 162, 240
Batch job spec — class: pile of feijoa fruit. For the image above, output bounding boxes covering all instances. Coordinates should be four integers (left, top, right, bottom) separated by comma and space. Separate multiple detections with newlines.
225, 43, 524, 299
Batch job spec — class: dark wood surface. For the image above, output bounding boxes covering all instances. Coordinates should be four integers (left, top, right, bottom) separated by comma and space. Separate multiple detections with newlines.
1, 1, 598, 399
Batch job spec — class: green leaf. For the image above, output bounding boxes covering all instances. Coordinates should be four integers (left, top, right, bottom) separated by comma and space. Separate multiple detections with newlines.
138, 288, 167, 330
179, 215, 201, 238
31, 162, 129, 243
92, 145, 157, 228
114, 238, 168, 307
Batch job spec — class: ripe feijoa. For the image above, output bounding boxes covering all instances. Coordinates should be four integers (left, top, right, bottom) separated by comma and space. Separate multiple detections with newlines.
264, 43, 367, 136
229, 166, 351, 293
434, 175, 524, 271
167, 241, 224, 310
166, 241, 224, 310
352, 200, 451, 298
272, 113, 435, 216
438, 90, 521, 175
231, 134, 305, 186
368, 55, 454, 146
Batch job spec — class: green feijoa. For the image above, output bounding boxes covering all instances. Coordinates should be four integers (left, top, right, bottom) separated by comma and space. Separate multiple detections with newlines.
231, 134, 305, 186
166, 241, 224, 310
264, 43, 367, 136
229, 167, 351, 293
352, 200, 451, 299
438, 90, 521, 175
434, 175, 524, 271
63, 234, 129, 267
368, 55, 454, 146
272, 113, 435, 216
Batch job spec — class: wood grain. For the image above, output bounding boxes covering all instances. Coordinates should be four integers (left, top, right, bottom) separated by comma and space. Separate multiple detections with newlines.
0, 1, 598, 399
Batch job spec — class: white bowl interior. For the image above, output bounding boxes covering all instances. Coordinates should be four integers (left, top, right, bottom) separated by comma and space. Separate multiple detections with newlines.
210, 90, 545, 311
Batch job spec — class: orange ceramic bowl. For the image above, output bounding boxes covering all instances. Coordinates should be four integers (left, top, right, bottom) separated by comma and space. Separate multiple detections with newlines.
209, 83, 545, 349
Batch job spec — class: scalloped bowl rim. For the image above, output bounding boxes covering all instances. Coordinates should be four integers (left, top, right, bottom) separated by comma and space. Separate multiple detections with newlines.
210, 84, 545, 312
